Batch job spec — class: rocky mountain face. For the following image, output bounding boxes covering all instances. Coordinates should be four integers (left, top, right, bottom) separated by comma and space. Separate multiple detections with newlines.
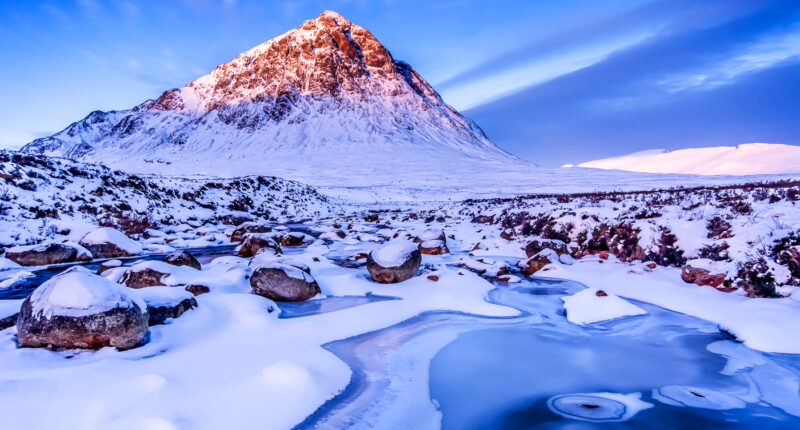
22, 11, 521, 185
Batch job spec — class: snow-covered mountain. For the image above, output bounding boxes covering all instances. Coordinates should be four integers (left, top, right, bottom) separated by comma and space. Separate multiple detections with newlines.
21, 11, 521, 186
572, 143, 800, 175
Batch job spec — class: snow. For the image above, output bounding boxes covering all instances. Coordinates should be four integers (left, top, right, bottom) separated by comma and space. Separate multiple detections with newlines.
539, 259, 800, 354
30, 270, 146, 319
0, 258, 21, 270
371, 240, 418, 267
80, 227, 143, 255
135, 286, 195, 307
562, 288, 647, 325
576, 143, 800, 176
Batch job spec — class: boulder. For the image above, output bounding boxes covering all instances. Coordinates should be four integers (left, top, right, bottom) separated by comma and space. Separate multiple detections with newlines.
681, 265, 711, 283
16, 269, 148, 349
118, 260, 199, 289
185, 284, 210, 296
163, 250, 201, 270
96, 259, 122, 275
230, 223, 272, 243
419, 239, 449, 255
250, 262, 320, 302
520, 254, 553, 275
277, 231, 313, 247
237, 233, 281, 257
79, 227, 143, 258
366, 240, 421, 283
63, 242, 93, 262
525, 239, 568, 258
5, 243, 77, 266
414, 229, 446, 244
119, 265, 170, 289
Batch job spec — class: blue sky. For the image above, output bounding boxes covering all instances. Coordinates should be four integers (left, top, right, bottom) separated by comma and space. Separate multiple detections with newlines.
0, 0, 798, 166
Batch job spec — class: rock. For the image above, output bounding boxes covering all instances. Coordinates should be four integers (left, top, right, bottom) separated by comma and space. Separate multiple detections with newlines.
681, 265, 711, 283
185, 284, 210, 296
0, 313, 18, 330
237, 233, 282, 257
230, 223, 272, 242
472, 215, 493, 224
96, 259, 122, 275
16, 269, 148, 350
414, 229, 446, 244
5, 243, 77, 266
363, 213, 379, 222
217, 213, 252, 226
427, 275, 439, 282
119, 266, 170, 288
163, 250, 201, 270
596, 290, 608, 297
524, 239, 568, 258
695, 273, 726, 288
278, 231, 312, 247
366, 240, 421, 283
520, 254, 552, 276
79, 227, 143, 258
136, 287, 198, 326
64, 242, 93, 262
250, 262, 320, 302
646, 262, 658, 269
419, 239, 449, 255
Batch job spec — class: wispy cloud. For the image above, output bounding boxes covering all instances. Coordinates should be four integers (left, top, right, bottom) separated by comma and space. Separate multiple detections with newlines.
657, 27, 800, 94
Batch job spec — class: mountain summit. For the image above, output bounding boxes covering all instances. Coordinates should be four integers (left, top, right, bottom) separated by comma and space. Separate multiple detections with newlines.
22, 11, 525, 196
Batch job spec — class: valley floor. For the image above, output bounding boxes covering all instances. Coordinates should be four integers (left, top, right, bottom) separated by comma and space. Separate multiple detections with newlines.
3, 151, 800, 428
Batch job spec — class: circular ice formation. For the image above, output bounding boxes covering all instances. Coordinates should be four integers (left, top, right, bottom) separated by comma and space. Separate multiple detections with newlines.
548, 394, 627, 422
655, 385, 746, 410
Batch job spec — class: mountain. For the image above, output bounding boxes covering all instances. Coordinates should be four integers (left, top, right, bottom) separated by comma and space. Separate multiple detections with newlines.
21, 11, 522, 191
572, 143, 800, 175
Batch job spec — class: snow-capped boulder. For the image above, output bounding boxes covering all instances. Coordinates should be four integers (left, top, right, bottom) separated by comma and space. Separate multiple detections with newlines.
79, 227, 143, 258
519, 250, 555, 275
525, 239, 568, 258
163, 250, 201, 270
16, 268, 148, 349
562, 288, 647, 325
230, 223, 272, 243
250, 261, 320, 302
119, 260, 199, 289
366, 240, 421, 283
96, 259, 122, 275
185, 284, 210, 296
237, 233, 281, 257
135, 287, 198, 326
419, 239, 449, 255
681, 263, 728, 289
414, 229, 446, 244
5, 243, 77, 266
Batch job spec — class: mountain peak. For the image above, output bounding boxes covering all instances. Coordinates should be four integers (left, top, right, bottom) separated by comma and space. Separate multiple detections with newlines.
22, 11, 521, 182
149, 10, 435, 112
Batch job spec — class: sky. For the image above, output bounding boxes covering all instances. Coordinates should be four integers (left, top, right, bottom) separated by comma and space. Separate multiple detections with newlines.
0, 0, 798, 167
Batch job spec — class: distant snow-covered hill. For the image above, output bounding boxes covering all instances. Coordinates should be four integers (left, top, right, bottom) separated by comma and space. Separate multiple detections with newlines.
573, 143, 800, 175
21, 11, 522, 188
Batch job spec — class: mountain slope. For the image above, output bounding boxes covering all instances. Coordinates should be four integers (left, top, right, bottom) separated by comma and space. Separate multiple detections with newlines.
574, 143, 800, 175
21, 11, 521, 186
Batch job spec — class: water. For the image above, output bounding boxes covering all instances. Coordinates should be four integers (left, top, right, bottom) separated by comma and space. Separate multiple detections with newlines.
0, 245, 237, 300
299, 279, 800, 429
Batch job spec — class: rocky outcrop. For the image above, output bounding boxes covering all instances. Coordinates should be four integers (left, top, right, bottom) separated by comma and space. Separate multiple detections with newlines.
525, 239, 568, 258
520, 254, 553, 276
